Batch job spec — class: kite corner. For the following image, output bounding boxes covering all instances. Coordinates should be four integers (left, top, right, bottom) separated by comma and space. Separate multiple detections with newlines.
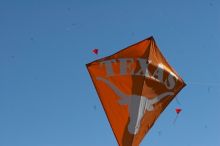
148, 35, 155, 41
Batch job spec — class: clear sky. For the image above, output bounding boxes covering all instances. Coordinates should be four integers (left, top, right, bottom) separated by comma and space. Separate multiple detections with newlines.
0, 0, 220, 146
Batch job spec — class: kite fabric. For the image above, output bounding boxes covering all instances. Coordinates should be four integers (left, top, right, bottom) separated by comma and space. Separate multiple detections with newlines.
86, 36, 186, 146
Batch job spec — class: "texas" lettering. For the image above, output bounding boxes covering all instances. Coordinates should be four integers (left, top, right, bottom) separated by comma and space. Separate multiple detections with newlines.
99, 58, 178, 90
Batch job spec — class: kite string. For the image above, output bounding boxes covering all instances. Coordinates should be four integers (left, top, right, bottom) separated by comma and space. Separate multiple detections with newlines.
173, 114, 179, 125
175, 96, 181, 105
187, 82, 220, 86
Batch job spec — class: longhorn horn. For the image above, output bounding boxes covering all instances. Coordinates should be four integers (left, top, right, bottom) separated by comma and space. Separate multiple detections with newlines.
149, 92, 174, 105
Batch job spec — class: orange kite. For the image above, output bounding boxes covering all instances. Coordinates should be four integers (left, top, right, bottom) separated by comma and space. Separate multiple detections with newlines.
86, 36, 186, 146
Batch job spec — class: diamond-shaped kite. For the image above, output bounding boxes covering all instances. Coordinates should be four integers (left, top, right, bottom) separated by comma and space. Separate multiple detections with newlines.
86, 36, 186, 146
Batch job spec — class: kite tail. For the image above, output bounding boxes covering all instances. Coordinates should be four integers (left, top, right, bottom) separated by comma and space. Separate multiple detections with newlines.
173, 114, 179, 124
96, 77, 128, 101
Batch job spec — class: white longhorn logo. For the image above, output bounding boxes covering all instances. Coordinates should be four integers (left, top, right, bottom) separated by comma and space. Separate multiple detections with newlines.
96, 77, 174, 135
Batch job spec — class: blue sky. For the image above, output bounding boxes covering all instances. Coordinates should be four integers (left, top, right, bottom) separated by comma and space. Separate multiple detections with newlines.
0, 0, 219, 146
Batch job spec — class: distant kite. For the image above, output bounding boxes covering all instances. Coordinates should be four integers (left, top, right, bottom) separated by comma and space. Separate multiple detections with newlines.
176, 108, 182, 114
92, 48, 99, 55
86, 36, 186, 146
173, 108, 182, 124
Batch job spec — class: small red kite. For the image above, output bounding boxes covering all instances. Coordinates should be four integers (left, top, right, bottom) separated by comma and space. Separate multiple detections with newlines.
176, 108, 182, 114
173, 108, 182, 124
92, 48, 99, 55
86, 36, 186, 146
